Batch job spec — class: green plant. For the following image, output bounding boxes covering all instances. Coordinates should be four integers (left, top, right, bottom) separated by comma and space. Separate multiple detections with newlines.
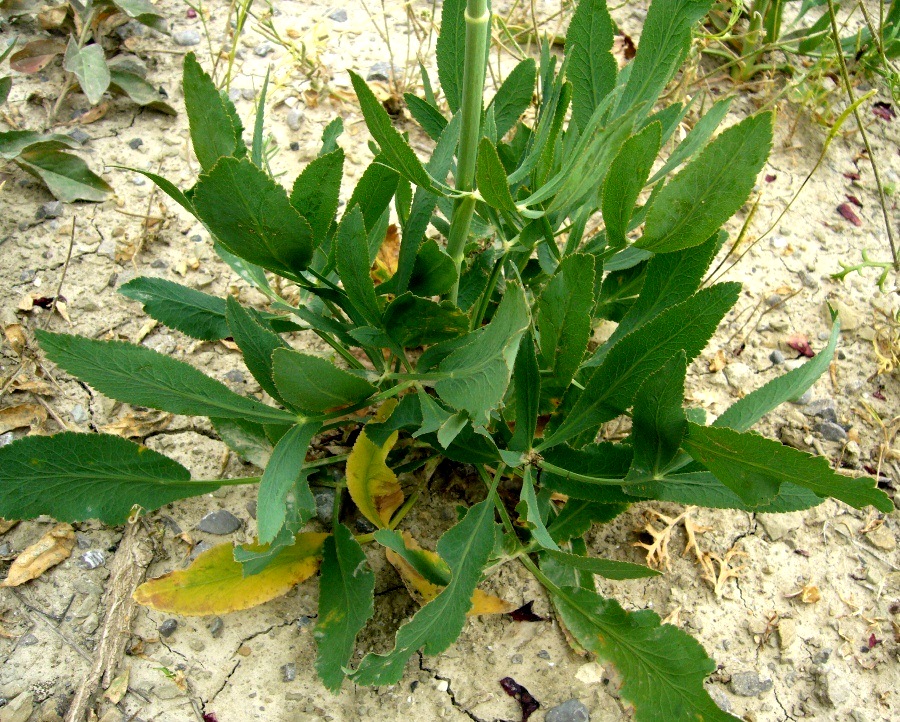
1, 0, 892, 718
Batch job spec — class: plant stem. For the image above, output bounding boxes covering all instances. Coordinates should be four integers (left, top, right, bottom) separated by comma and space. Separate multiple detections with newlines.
446, 0, 491, 304
826, 0, 899, 270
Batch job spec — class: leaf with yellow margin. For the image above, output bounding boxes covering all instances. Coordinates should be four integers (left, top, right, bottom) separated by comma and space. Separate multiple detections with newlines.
346, 400, 404, 528
382, 531, 512, 615
133, 532, 328, 615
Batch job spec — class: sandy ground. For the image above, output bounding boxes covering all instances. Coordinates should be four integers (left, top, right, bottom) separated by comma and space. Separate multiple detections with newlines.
1, 1, 899, 721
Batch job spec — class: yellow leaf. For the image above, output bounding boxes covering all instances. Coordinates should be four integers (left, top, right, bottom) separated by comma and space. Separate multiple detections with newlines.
385, 533, 513, 616
346, 400, 404, 529
1, 523, 75, 587
133, 532, 328, 616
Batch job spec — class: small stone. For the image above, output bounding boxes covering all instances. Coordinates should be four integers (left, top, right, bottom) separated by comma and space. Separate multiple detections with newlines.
190, 540, 213, 561
769, 349, 785, 365
729, 671, 773, 697
241, 88, 256, 101
866, 527, 897, 551
708, 686, 732, 713
78, 550, 105, 569
791, 390, 812, 406
281, 663, 297, 683
189, 639, 205, 652
198, 509, 242, 535
289, 141, 300, 151
254, 41, 273, 57
158, 619, 178, 638
366, 61, 394, 82
812, 648, 832, 664
757, 512, 802, 541
723, 362, 753, 391
68, 128, 90, 145
804, 398, 837, 423
224, 369, 245, 383
173, 29, 201, 46
765, 294, 783, 307
287, 108, 303, 131
18, 633, 38, 647
246, 501, 257, 519
0, 691, 34, 722
150, 259, 167, 269
510, 654, 523, 664
328, 8, 347, 22
19, 269, 36, 282
817, 421, 848, 443
128, 138, 143, 150
536, 649, 551, 660
778, 619, 797, 649
574, 662, 604, 685
435, 679, 449, 693
191, 234, 203, 243
296, 615, 315, 628
313, 488, 335, 527
70, 404, 88, 424
37, 201, 64, 220
208, 617, 224, 638
130, 174, 146, 186
545, 699, 590, 722
355, 517, 377, 534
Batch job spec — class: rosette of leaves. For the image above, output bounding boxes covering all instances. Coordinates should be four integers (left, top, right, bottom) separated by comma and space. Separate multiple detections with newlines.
0, 0, 892, 718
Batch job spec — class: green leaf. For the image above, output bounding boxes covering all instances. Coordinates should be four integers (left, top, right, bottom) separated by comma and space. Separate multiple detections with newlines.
110, 0, 167, 33
0, 432, 215, 524
290, 148, 344, 242
0, 76, 12, 105
119, 167, 195, 215
315, 524, 376, 691
194, 156, 315, 277
383, 293, 468, 347
476, 137, 516, 212
521, 467, 559, 550
334, 205, 382, 328
536, 254, 596, 388
257, 422, 320, 544
210, 417, 272, 468
109, 70, 176, 114
637, 113, 773, 253
320, 117, 343, 156
225, 296, 289, 406
565, 0, 617, 131
404, 93, 448, 141
592, 232, 722, 366
616, 0, 715, 117
547, 500, 627, 543
543, 283, 740, 448
682, 422, 893, 511
434, 284, 530, 426
64, 40, 110, 105
628, 352, 687, 478
603, 122, 661, 250
540, 443, 636, 503
347, 161, 400, 234
15, 148, 111, 202
183, 53, 238, 171
272, 348, 377, 414
37, 330, 295, 424
489, 58, 537, 139
120, 277, 229, 341
510, 330, 540, 452
435, 0, 466, 113
374, 529, 451, 585
551, 586, 738, 722
408, 240, 458, 297
251, 66, 270, 167
649, 97, 732, 184
366, 393, 423, 447
714, 312, 839, 432
349, 72, 434, 190
0, 130, 77, 159
351, 493, 499, 685
542, 550, 658, 579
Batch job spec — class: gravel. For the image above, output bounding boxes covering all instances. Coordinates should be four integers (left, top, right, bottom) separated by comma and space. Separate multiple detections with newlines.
208, 617, 224, 638
729, 671, 773, 697
198, 510, 242, 535
173, 29, 201, 46
287, 108, 303, 131
328, 8, 347, 21
158, 619, 178, 638
769, 349, 785, 364
314, 488, 335, 527
545, 699, 590, 722
128, 138, 143, 149
37, 201, 65, 220
817, 421, 848, 442
280, 663, 297, 682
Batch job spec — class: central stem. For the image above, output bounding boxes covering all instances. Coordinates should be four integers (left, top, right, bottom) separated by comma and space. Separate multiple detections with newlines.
446, 0, 490, 304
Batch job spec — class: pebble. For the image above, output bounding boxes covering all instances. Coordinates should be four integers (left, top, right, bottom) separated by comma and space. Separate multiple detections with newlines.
254, 41, 273, 57
128, 138, 143, 150
328, 8, 347, 22
510, 654, 523, 664
314, 488, 335, 526
130, 174, 146, 186
286, 108, 303, 131
208, 617, 224, 638
829, 299, 860, 331
545, 699, 590, 722
778, 619, 797, 651
18, 634, 38, 647
729, 671, 773, 697
70, 404, 88, 424
198, 509, 242, 535
77, 550, 105, 570
791, 390, 812, 406
756, 512, 802, 541
173, 29, 201, 46
97, 240, 117, 259
241, 88, 256, 101
804, 398, 837, 423
19, 269, 36, 282
723, 362, 753, 391
536, 649, 551, 660
366, 61, 394, 82
189, 540, 213, 559
355, 517, 377, 534
191, 235, 203, 243
68, 128, 89, 145
37, 201, 64, 220
817, 421, 848, 442
289, 141, 300, 151
224, 369, 245, 383
769, 349, 785, 365
228, 88, 241, 103
866, 527, 896, 551
281, 663, 297, 683
150, 259, 167, 269
158, 619, 178, 638
189, 639, 205, 652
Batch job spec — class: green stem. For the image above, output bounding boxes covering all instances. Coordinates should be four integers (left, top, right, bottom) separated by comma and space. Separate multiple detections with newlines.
476, 464, 514, 534
535, 460, 645, 486
470, 251, 507, 330
446, 0, 491, 304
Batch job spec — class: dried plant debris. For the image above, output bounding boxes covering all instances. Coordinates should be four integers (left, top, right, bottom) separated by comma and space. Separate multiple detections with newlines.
0, 523, 75, 587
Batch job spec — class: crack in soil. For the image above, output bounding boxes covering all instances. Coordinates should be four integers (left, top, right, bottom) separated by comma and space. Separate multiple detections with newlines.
417, 652, 489, 722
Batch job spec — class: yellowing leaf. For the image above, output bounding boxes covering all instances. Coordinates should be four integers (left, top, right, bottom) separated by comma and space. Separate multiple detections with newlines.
1, 523, 75, 587
347, 401, 404, 529
385, 533, 513, 616
0, 403, 47, 434
133, 532, 328, 615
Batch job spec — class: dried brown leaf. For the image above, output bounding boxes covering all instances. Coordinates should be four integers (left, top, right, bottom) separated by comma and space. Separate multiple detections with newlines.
0, 519, 19, 534
1, 523, 76, 587
100, 410, 172, 439
4, 324, 27, 356
0, 403, 47, 433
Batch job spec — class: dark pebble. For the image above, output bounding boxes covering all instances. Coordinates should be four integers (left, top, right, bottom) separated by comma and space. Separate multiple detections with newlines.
536, 649, 551, 660
817, 421, 848, 442
224, 369, 245, 383
37, 201, 65, 220
150, 259, 167, 269
19, 633, 39, 647
128, 138, 144, 150
68, 128, 90, 144
208, 617, 224, 638
189, 541, 213, 560
246, 501, 257, 519
159, 619, 178, 638
289, 141, 300, 151
280, 663, 297, 682
804, 398, 837, 424
545, 699, 590, 722
366, 61, 394, 82
355, 517, 377, 534
19, 269, 36, 282
313, 488, 335, 527
769, 349, 785, 365
296, 615, 315, 628
812, 648, 832, 664
198, 509, 242, 535
191, 234, 203, 243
